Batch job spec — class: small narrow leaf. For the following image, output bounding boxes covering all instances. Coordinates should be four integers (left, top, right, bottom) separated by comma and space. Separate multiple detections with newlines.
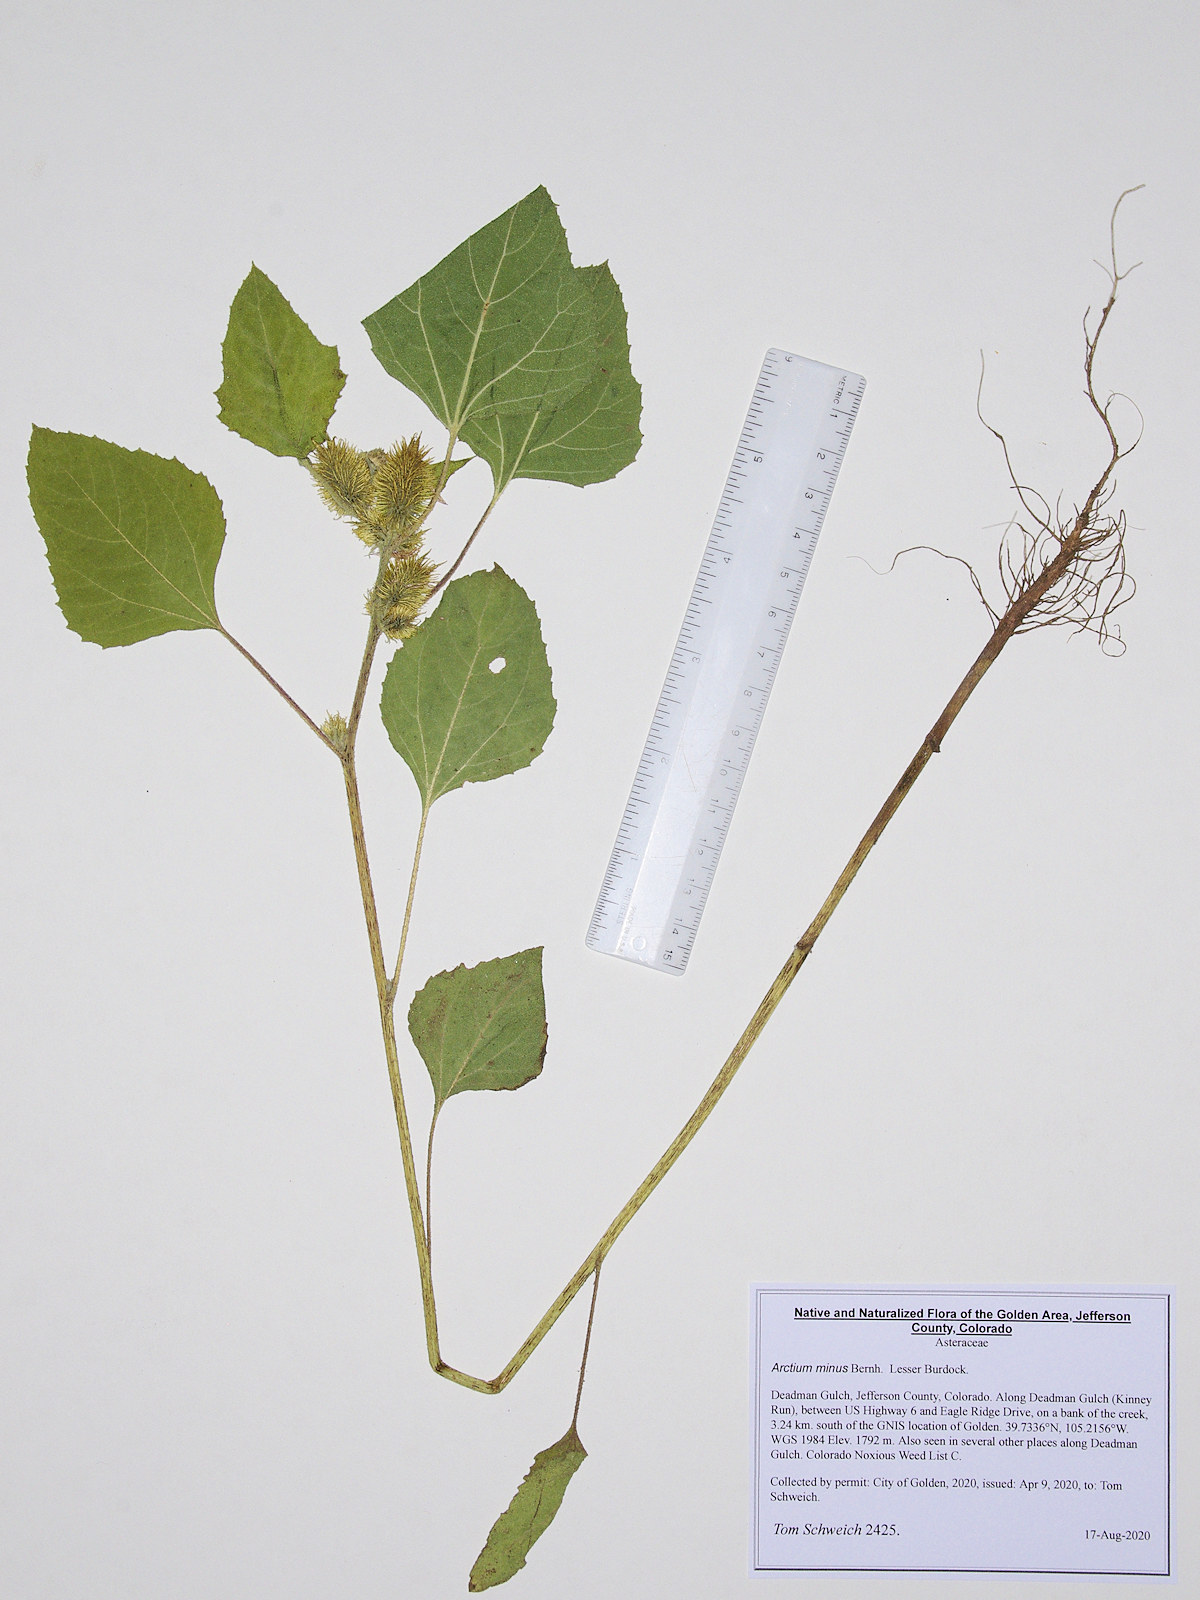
409, 948, 547, 1114
363, 187, 599, 440
216, 265, 345, 458
464, 263, 642, 490
27, 428, 225, 646
469, 1425, 587, 1591
438, 454, 473, 486
379, 566, 555, 807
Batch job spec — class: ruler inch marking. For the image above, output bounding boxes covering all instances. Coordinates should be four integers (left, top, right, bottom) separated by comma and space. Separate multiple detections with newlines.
587, 349, 865, 974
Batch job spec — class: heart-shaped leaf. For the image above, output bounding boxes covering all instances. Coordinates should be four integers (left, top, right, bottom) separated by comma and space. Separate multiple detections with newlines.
363, 187, 599, 444
408, 947, 547, 1114
465, 263, 642, 490
27, 428, 225, 646
379, 566, 555, 808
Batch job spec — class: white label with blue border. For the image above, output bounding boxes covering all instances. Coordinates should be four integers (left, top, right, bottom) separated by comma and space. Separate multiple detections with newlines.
751, 1285, 1170, 1579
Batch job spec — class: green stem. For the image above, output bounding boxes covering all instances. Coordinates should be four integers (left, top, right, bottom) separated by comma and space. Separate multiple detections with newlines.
346, 618, 382, 753
340, 551, 447, 1364
428, 489, 502, 599
425, 1101, 442, 1263
218, 625, 338, 753
424, 536, 1082, 1395
341, 754, 440, 1366
571, 1263, 603, 1430
388, 803, 429, 1004
433, 435, 459, 500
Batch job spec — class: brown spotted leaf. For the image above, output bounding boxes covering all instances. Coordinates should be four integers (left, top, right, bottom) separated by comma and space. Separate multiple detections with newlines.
408, 948, 546, 1115
468, 1424, 587, 1591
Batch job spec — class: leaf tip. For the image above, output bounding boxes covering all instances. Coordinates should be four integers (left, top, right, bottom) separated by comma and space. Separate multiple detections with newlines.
218, 265, 343, 458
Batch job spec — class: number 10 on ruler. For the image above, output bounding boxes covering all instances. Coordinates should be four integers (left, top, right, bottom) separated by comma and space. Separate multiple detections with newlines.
587, 350, 865, 974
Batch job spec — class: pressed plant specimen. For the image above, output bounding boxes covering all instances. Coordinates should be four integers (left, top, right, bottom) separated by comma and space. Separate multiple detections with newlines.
25, 187, 1140, 1589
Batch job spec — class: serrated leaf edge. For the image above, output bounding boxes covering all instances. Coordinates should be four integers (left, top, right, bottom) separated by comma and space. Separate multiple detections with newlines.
467, 1424, 587, 1591
411, 947, 547, 1110
27, 428, 224, 641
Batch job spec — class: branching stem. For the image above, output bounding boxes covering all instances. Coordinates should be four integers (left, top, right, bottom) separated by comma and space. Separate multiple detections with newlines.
219, 565, 439, 1355
424, 530, 1088, 1395
341, 747, 439, 1365
337, 196, 1137, 1408
337, 477, 514, 1379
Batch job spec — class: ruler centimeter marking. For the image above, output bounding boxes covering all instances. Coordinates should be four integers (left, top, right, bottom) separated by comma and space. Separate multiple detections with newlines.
586, 349, 865, 975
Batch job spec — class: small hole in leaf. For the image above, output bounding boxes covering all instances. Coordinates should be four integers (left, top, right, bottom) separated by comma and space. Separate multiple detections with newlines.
488, 657, 506, 674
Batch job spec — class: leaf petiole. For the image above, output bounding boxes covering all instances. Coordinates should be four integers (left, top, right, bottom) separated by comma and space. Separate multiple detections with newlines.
425, 1101, 441, 1261
218, 624, 339, 752
387, 802, 429, 1004
571, 1263, 602, 1430
428, 487, 502, 601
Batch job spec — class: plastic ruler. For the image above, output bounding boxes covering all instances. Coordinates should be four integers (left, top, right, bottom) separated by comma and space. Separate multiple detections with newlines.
586, 349, 865, 974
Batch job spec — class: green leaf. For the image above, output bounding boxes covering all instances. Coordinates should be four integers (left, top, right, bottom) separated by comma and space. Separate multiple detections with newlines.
379, 566, 555, 807
27, 428, 225, 646
409, 948, 547, 1114
438, 454, 473, 487
464, 263, 642, 490
216, 265, 345, 458
468, 1425, 587, 1591
362, 187, 599, 443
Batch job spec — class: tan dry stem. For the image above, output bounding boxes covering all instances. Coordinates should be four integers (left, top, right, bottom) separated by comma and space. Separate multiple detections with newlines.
421, 198, 1138, 1396
428, 533, 1090, 1395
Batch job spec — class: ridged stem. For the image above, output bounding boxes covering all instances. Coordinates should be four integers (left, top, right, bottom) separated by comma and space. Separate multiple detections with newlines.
426, 536, 1081, 1394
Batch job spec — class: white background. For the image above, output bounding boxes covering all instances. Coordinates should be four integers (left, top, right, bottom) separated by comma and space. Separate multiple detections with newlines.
1, 5, 1196, 1597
